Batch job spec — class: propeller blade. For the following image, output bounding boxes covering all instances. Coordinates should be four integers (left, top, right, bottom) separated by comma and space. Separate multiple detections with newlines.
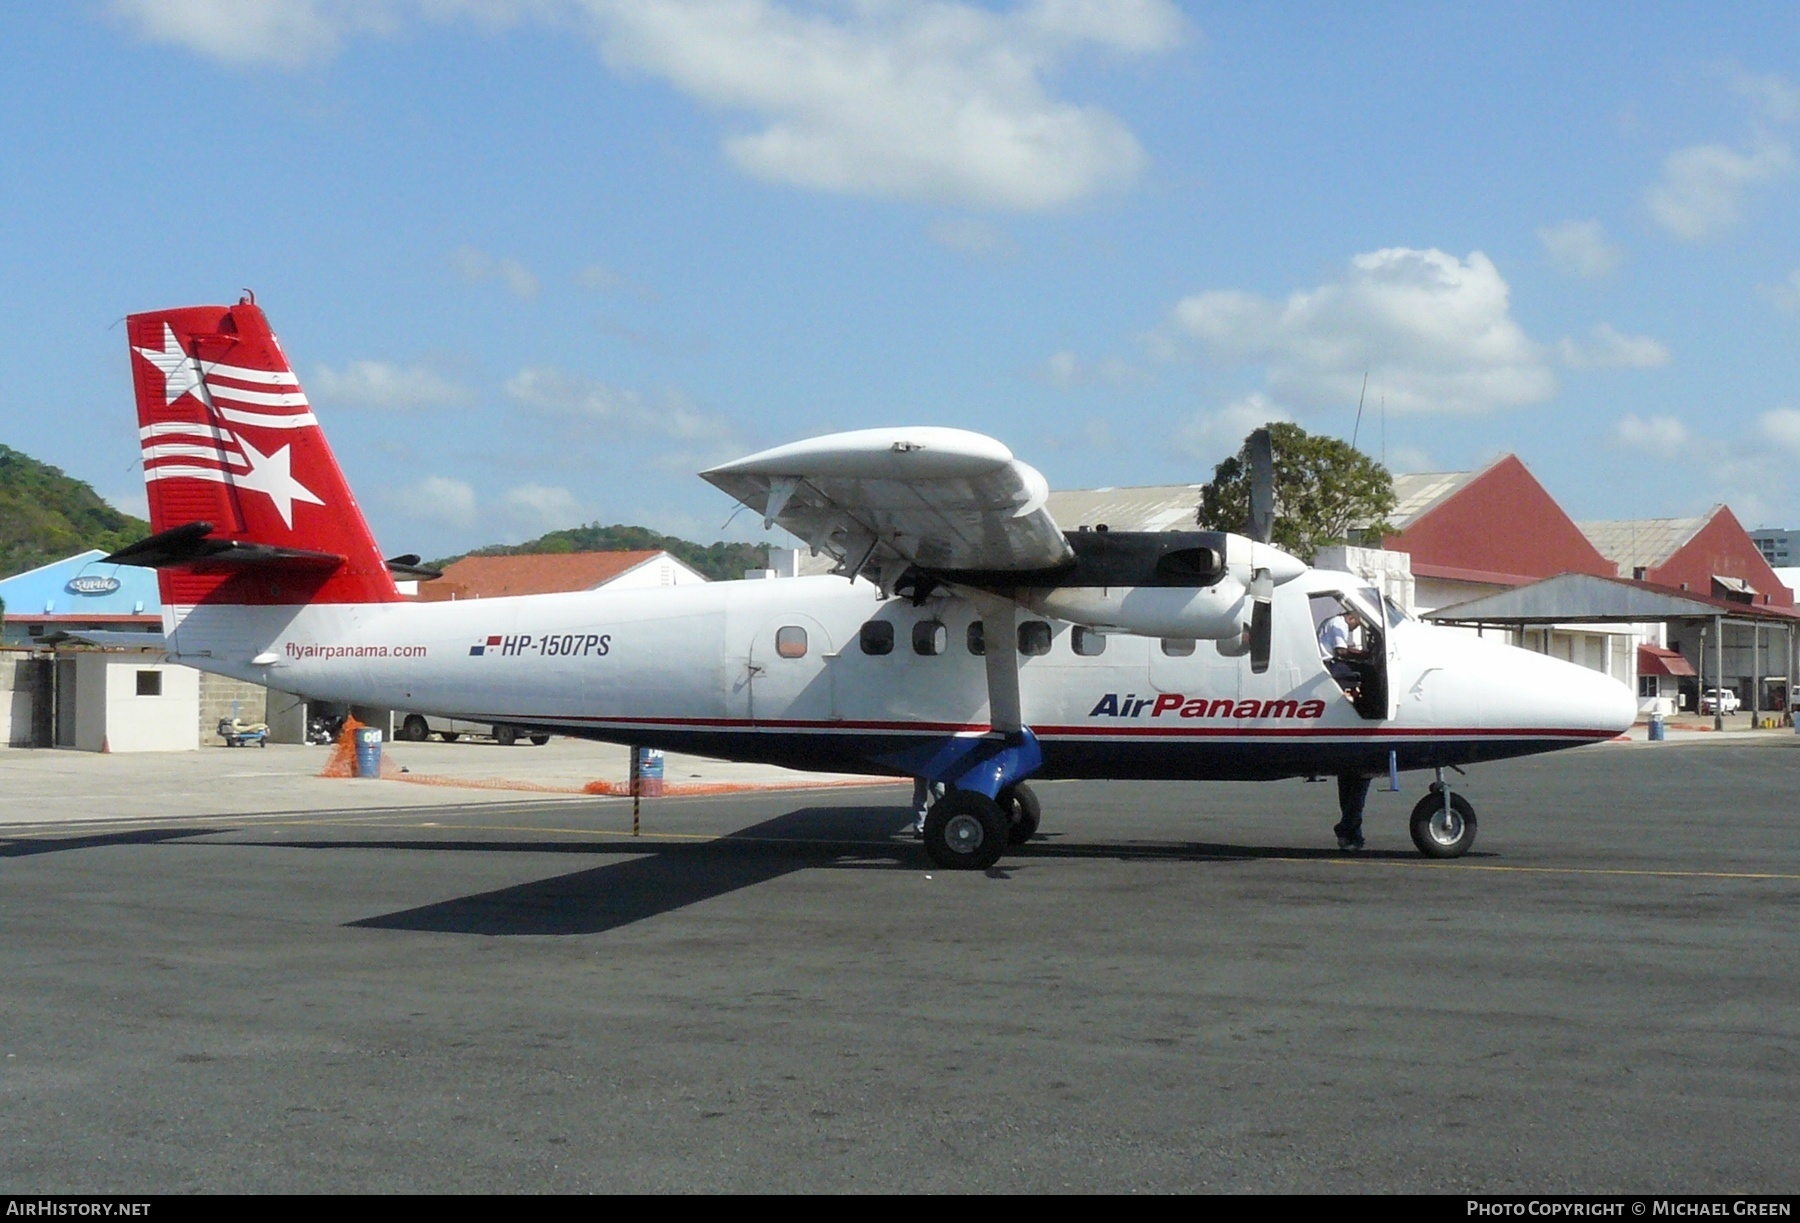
1248, 567, 1273, 674
1246, 427, 1274, 545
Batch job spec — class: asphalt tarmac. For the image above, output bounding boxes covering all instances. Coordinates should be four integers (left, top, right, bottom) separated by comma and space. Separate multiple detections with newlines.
3, 739, 1797, 1193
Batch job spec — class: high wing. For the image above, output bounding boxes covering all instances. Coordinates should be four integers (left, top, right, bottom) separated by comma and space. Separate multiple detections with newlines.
701, 427, 1074, 580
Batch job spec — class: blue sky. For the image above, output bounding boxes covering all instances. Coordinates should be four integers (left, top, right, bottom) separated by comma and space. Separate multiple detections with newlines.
2, 2, 1797, 560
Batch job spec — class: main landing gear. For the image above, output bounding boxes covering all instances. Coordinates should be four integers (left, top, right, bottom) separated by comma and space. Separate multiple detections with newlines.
1408, 768, 1478, 858
921, 782, 1041, 871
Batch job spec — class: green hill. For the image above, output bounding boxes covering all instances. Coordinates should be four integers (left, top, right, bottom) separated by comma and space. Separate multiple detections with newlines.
0, 444, 149, 580
432, 523, 768, 583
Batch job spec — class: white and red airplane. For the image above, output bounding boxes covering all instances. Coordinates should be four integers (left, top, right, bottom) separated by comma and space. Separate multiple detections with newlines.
109, 298, 1636, 869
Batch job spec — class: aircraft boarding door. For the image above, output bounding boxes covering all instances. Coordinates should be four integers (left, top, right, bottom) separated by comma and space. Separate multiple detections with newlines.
745, 613, 837, 725
1309, 589, 1390, 721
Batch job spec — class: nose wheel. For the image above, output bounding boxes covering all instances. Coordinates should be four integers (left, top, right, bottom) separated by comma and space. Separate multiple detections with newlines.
1409, 782, 1477, 858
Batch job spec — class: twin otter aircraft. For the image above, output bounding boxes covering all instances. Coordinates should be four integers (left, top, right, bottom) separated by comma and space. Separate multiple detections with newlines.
112, 299, 1636, 870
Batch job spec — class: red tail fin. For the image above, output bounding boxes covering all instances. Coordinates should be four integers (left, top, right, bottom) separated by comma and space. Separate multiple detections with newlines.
127, 299, 399, 605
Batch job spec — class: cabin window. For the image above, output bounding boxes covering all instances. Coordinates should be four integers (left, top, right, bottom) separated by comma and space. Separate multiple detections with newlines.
136, 670, 162, 696
775, 626, 808, 659
1018, 621, 1053, 657
859, 621, 894, 655
913, 620, 947, 656
967, 621, 985, 656
1071, 626, 1106, 657
1160, 638, 1196, 657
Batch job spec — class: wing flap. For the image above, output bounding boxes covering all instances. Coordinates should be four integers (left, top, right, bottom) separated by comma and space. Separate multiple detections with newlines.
703, 427, 1072, 574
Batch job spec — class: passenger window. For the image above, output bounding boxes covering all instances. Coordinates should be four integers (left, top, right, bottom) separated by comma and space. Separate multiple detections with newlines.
967, 621, 985, 656
775, 626, 808, 659
1160, 638, 1196, 657
859, 621, 894, 655
1071, 626, 1106, 657
1019, 621, 1052, 657
913, 620, 947, 656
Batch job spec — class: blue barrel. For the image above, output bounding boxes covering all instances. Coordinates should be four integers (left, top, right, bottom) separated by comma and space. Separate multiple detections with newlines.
1648, 715, 1666, 742
354, 727, 383, 778
635, 746, 665, 797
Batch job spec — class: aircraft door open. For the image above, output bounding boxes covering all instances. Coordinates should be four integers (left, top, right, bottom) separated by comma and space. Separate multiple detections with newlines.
1309, 589, 1391, 721
745, 613, 836, 725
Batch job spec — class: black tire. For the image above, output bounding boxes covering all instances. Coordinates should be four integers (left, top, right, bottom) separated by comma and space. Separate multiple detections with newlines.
922, 790, 1010, 870
439, 731, 460, 743
400, 715, 430, 742
1000, 781, 1041, 845
529, 734, 550, 746
494, 725, 518, 746
1409, 789, 1477, 858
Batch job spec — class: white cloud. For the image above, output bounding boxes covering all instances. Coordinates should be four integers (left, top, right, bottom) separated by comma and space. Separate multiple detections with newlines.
1558, 323, 1671, 370
1759, 408, 1800, 455
1761, 268, 1800, 315
501, 482, 584, 530
1610, 414, 1691, 459
311, 360, 475, 410
928, 217, 1017, 261
1037, 349, 1146, 388
451, 245, 539, 298
1537, 219, 1623, 279
1730, 68, 1800, 124
401, 474, 478, 528
106, 0, 397, 69
1646, 138, 1794, 240
586, 0, 1183, 210
504, 365, 740, 446
1383, 446, 1432, 475
114, 1, 1184, 211
1174, 393, 1289, 462
1164, 247, 1555, 415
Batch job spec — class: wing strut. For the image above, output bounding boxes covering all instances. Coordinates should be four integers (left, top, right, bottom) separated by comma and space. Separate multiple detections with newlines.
972, 594, 1022, 735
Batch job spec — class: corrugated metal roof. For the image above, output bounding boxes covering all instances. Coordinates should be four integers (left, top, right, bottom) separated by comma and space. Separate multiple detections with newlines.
1046, 485, 1203, 533
1578, 514, 1712, 575
1388, 470, 1481, 529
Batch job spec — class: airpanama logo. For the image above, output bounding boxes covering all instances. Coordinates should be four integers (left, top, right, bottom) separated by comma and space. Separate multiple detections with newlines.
1089, 692, 1328, 719
132, 323, 324, 529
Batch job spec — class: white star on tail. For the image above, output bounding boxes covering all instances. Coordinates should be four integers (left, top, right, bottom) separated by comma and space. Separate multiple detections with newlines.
234, 435, 324, 529
132, 323, 204, 405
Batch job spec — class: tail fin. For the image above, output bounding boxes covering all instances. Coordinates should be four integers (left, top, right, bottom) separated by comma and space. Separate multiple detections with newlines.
124, 298, 398, 605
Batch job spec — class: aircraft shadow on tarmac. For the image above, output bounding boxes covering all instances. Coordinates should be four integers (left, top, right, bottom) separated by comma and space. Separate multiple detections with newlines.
0, 827, 227, 858
316, 803, 1459, 938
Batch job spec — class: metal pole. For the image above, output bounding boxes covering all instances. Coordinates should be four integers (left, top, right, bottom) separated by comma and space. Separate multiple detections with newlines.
1714, 615, 1725, 731
1752, 624, 1762, 726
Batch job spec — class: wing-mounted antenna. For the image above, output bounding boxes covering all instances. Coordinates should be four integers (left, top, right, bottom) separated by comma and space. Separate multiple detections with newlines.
1245, 426, 1276, 673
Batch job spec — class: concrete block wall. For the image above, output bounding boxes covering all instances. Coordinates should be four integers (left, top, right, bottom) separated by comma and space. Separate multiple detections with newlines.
199, 672, 270, 745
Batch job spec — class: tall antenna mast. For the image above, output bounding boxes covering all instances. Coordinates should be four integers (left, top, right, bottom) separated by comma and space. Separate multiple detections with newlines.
1350, 370, 1369, 450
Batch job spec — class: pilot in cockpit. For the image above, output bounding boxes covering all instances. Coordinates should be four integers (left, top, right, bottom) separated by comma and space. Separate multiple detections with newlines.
1317, 605, 1368, 681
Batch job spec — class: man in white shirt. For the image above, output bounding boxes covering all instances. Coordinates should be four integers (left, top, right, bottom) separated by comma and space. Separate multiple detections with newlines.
1318, 606, 1366, 660
1319, 605, 1372, 851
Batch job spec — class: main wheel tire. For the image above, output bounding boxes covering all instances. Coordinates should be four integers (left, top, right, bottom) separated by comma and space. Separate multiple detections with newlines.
439, 732, 460, 743
1000, 782, 1042, 845
400, 715, 430, 742
529, 734, 550, 746
1409, 789, 1477, 858
494, 725, 518, 746
922, 790, 1010, 871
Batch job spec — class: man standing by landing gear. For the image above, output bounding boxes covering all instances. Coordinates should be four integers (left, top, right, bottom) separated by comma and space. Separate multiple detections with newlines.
1335, 773, 1370, 851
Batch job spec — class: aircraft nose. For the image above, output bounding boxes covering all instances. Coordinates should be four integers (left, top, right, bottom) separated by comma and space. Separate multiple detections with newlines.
1468, 641, 1638, 739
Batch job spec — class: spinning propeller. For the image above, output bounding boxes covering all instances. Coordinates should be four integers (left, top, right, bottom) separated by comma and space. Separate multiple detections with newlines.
1245, 427, 1276, 675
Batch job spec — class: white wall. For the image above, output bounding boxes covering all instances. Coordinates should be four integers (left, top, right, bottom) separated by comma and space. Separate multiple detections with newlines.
600, 554, 709, 590
75, 655, 199, 752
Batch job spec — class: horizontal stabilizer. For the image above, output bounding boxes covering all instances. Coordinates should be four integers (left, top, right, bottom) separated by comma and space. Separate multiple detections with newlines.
104, 520, 343, 570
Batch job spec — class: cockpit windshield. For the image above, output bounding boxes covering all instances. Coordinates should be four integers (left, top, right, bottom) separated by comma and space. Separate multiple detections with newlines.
1355, 586, 1409, 629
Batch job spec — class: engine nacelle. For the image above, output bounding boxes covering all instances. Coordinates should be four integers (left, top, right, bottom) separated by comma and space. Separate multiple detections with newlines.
1020, 584, 1250, 640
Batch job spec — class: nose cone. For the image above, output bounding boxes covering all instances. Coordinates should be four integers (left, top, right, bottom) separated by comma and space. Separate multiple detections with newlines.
1477, 642, 1638, 738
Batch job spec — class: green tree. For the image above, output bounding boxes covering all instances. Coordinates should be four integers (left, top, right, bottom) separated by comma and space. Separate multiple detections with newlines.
1196, 422, 1396, 560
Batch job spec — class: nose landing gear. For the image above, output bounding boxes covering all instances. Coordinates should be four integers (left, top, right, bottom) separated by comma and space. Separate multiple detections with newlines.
1409, 769, 1477, 858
